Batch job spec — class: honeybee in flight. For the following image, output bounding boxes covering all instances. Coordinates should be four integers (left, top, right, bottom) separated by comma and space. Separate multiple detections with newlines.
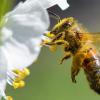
42, 11, 100, 94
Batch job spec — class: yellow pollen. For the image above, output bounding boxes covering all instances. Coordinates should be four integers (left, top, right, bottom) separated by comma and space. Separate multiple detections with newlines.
13, 80, 25, 89
13, 68, 30, 81
45, 32, 55, 38
49, 45, 57, 52
12, 68, 30, 89
23, 68, 30, 76
6, 96, 13, 100
41, 39, 52, 46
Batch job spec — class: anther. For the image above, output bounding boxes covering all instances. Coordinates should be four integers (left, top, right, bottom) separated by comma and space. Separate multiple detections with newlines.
13, 81, 25, 89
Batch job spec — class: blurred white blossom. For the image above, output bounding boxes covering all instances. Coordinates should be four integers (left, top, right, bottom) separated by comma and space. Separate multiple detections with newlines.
0, 0, 69, 100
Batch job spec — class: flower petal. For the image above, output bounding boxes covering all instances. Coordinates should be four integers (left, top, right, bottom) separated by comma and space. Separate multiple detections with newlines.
4, 0, 50, 43
0, 80, 6, 100
2, 37, 41, 70
0, 27, 12, 43
0, 48, 7, 99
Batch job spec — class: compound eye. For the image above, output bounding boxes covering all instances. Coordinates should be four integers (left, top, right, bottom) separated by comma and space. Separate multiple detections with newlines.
67, 22, 72, 26
63, 22, 71, 28
66, 22, 72, 27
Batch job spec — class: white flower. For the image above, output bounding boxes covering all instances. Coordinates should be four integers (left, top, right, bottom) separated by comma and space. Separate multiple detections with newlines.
0, 0, 69, 100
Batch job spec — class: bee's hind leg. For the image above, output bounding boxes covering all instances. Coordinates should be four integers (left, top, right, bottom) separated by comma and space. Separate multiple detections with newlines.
71, 64, 81, 83
71, 53, 85, 83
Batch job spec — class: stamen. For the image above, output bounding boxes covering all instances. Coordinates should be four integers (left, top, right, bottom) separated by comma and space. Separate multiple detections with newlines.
5, 68, 30, 100
13, 80, 25, 89
7, 68, 30, 89
13, 68, 30, 81
0, 90, 13, 100
12, 68, 29, 89
23, 68, 30, 76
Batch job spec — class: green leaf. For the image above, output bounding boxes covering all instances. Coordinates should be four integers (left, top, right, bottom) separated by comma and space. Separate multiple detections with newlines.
0, 0, 14, 23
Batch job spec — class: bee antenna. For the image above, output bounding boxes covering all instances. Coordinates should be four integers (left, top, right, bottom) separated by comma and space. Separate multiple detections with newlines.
48, 10, 61, 22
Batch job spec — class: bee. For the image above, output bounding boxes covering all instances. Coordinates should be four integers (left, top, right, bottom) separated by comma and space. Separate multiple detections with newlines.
43, 11, 100, 94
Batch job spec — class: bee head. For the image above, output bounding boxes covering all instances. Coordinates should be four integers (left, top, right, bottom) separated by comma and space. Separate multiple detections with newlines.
50, 17, 74, 35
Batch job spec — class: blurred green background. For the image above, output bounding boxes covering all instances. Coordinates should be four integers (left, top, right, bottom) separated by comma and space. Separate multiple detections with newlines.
2, 0, 100, 100
6, 48, 100, 100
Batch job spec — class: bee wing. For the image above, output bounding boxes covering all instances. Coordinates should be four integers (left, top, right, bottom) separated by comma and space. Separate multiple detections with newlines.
80, 32, 100, 51
78, 32, 100, 50
91, 32, 100, 42
90, 32, 100, 50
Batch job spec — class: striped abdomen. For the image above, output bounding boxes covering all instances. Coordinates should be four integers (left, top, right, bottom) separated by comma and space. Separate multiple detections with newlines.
82, 48, 100, 94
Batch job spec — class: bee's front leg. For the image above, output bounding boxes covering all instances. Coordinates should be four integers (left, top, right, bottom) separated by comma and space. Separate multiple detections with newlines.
52, 32, 63, 42
41, 40, 57, 52
60, 52, 71, 64
54, 40, 69, 45
42, 39, 69, 48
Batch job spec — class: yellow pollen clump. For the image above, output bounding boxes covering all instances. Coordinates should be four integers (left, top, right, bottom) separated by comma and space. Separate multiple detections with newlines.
13, 80, 25, 89
23, 68, 30, 76
12, 68, 30, 89
46, 32, 55, 38
49, 45, 57, 52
